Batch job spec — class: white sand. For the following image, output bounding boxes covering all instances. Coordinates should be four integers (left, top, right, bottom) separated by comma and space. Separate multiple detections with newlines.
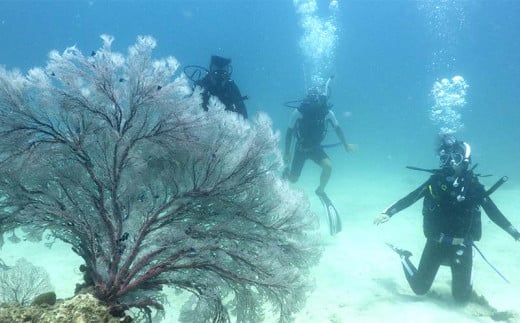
2, 168, 519, 322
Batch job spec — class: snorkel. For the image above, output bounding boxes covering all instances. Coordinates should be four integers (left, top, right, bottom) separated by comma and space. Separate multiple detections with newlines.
323, 75, 334, 98
462, 142, 471, 165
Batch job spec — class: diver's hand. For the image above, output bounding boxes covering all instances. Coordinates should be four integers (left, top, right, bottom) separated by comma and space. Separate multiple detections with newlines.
345, 143, 357, 153
374, 213, 390, 225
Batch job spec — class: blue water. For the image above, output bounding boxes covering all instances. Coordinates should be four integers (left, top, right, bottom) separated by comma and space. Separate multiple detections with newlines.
1, 0, 520, 320
1, 1, 519, 181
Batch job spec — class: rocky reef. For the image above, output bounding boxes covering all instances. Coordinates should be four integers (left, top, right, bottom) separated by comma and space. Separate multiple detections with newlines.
0, 293, 132, 323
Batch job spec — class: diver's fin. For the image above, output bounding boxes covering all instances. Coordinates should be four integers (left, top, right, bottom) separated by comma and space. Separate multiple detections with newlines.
385, 242, 412, 258
316, 190, 342, 235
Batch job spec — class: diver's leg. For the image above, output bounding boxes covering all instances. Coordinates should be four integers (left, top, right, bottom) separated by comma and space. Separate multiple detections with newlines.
450, 244, 473, 303
317, 158, 332, 194
387, 243, 418, 280
312, 148, 331, 194
310, 149, 340, 233
405, 240, 445, 295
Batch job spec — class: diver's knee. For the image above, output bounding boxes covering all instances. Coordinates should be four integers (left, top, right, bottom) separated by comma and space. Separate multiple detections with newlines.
321, 159, 332, 172
452, 287, 472, 304
411, 286, 430, 296
409, 281, 431, 296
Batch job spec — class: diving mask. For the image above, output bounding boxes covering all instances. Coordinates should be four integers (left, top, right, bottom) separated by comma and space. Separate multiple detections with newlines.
439, 142, 471, 168
211, 68, 229, 79
440, 151, 464, 167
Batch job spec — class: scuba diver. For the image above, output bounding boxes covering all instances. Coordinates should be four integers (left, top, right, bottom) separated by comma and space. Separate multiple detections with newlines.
374, 135, 520, 303
283, 82, 356, 235
186, 55, 248, 119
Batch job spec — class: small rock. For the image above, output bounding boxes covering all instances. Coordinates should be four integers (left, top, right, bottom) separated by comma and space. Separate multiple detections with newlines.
32, 292, 57, 306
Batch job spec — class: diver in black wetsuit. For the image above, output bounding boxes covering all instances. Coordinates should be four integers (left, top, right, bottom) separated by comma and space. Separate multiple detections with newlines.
195, 55, 248, 119
374, 135, 520, 303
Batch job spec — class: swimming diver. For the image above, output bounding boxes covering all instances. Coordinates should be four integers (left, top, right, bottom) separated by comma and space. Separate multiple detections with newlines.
283, 77, 356, 235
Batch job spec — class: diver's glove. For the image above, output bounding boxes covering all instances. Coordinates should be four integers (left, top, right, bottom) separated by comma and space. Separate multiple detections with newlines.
507, 225, 520, 241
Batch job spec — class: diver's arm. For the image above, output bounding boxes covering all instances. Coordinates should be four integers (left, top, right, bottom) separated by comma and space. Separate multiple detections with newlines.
228, 81, 248, 119
327, 111, 355, 152
383, 180, 430, 216
235, 100, 247, 119
375, 180, 430, 225
481, 196, 520, 240
334, 126, 355, 152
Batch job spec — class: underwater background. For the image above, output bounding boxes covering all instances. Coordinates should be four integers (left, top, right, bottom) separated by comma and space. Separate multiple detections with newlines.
1, 0, 519, 179
1, 1, 520, 322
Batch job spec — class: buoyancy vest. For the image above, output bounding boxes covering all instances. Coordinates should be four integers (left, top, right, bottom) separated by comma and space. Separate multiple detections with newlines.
422, 170, 485, 241
295, 102, 330, 148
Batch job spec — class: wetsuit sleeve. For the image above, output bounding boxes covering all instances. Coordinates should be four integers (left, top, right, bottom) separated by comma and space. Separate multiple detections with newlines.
481, 196, 519, 239
382, 179, 430, 217
228, 80, 248, 119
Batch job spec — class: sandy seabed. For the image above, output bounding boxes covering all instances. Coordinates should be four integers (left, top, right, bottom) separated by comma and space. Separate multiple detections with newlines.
2, 168, 520, 323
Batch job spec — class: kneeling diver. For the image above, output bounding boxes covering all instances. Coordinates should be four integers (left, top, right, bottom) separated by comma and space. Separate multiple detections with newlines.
374, 135, 520, 303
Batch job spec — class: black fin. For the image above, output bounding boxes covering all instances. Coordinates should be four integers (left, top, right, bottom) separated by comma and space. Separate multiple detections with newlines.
316, 190, 342, 235
385, 242, 412, 258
